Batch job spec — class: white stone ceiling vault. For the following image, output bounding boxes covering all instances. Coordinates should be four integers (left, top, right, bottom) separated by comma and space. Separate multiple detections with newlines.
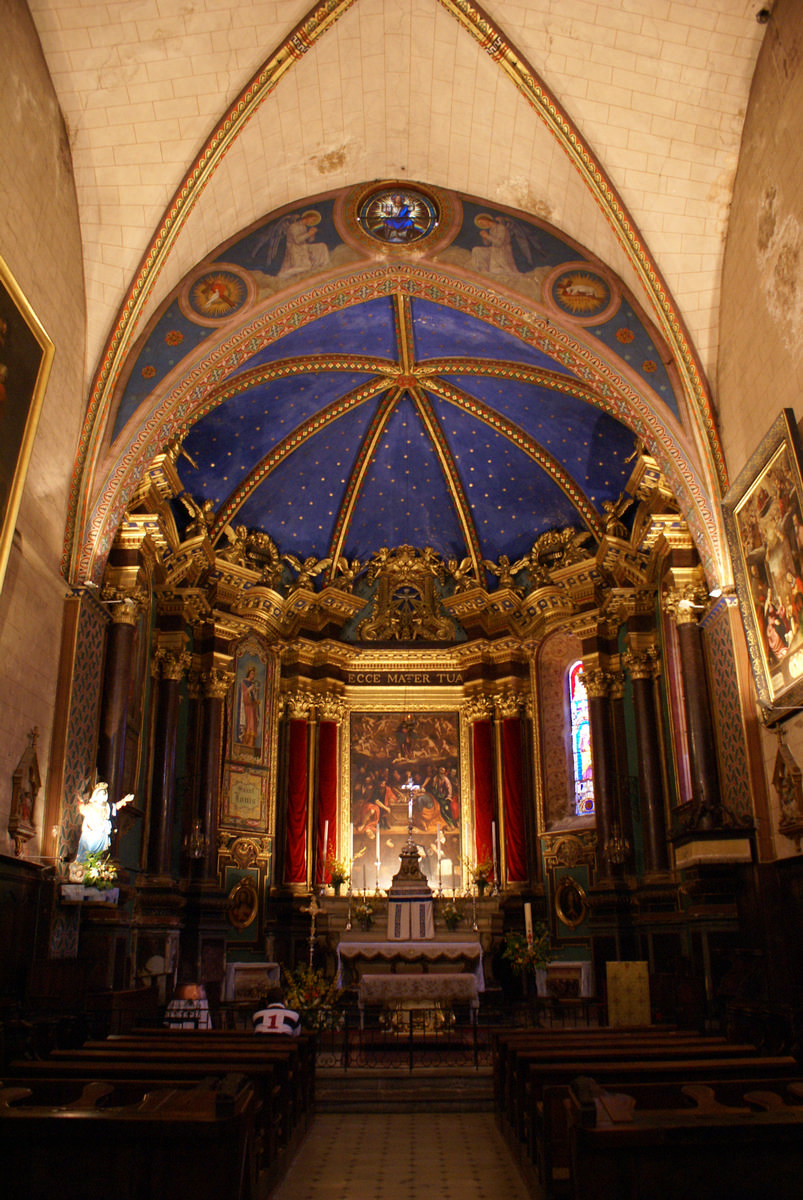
26, 0, 767, 588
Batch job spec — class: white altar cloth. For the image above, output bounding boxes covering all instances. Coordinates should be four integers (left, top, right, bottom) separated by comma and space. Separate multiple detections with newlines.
387, 898, 434, 940
358, 972, 479, 1017
336, 940, 484, 990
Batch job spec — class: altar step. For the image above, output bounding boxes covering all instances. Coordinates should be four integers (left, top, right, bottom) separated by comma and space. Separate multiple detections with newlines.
315, 1067, 493, 1113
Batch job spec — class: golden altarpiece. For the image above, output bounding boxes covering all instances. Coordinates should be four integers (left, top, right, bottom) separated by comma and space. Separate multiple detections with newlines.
31, 436, 768, 1016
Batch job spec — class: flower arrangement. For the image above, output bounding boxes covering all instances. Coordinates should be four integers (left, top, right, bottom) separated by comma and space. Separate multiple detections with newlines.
502, 926, 553, 975
325, 854, 350, 888
464, 850, 493, 892
283, 966, 342, 1030
80, 850, 118, 890
355, 898, 373, 930
441, 898, 462, 931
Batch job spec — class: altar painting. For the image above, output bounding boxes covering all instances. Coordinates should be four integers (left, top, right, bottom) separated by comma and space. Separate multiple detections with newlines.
350, 711, 462, 892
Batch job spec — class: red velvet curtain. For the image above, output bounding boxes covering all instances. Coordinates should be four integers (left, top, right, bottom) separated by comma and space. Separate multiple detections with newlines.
501, 717, 527, 882
317, 720, 339, 884
284, 719, 308, 884
472, 719, 495, 880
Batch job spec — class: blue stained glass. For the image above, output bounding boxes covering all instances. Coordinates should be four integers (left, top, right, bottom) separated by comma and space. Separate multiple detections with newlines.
569, 661, 594, 817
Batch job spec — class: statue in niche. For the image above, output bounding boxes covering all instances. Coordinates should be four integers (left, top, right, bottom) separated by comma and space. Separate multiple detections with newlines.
75, 781, 134, 862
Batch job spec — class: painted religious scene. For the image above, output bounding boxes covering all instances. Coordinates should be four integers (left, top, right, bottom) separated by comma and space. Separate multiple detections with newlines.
350, 711, 463, 893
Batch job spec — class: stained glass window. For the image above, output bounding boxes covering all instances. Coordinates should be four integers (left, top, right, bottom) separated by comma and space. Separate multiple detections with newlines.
569, 660, 595, 816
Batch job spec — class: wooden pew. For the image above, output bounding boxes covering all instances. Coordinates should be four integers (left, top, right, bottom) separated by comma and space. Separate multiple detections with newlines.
7, 1055, 286, 1176
525, 1054, 800, 1199
104, 1027, 317, 1117
47, 1037, 309, 1134
505, 1036, 755, 1146
0, 1074, 258, 1200
565, 1075, 803, 1200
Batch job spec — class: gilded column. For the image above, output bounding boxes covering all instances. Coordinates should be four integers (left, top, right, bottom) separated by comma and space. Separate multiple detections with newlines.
283, 690, 315, 888
582, 667, 619, 882
317, 694, 346, 887
496, 691, 528, 885
664, 585, 722, 826
148, 646, 191, 877
464, 695, 496, 880
96, 588, 143, 812
624, 647, 669, 875
608, 668, 635, 869
198, 667, 235, 880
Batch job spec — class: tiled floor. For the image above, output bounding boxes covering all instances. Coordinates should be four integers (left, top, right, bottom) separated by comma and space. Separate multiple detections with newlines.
270, 1112, 531, 1200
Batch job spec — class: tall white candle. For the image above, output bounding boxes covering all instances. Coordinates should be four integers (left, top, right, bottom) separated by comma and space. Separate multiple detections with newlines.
322, 819, 329, 862
492, 820, 498, 882
436, 822, 442, 860
524, 901, 533, 944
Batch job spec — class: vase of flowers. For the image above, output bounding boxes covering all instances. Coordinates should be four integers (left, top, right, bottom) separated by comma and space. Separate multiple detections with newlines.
441, 898, 462, 931
355, 898, 374, 931
326, 854, 349, 896
465, 852, 493, 896
502, 926, 553, 974
283, 966, 342, 1030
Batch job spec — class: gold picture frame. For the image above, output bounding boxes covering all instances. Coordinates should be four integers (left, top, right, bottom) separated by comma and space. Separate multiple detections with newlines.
0, 255, 55, 594
723, 409, 803, 714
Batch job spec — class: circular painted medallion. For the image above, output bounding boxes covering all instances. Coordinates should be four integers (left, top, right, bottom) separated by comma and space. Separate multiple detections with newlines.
181, 265, 254, 327
545, 262, 620, 325
357, 187, 439, 245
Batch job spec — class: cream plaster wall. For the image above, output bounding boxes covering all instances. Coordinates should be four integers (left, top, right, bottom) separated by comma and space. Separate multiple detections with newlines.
719, 0, 803, 862
0, 0, 86, 858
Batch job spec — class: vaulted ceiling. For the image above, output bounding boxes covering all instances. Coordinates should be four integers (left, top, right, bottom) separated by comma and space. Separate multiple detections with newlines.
28, 1, 767, 591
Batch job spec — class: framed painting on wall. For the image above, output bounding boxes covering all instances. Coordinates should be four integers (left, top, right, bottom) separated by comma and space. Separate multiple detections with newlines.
348, 710, 464, 893
0, 255, 55, 594
723, 408, 803, 714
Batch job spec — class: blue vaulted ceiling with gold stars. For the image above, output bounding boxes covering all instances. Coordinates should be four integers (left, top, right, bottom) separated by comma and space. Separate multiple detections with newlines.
98, 182, 691, 595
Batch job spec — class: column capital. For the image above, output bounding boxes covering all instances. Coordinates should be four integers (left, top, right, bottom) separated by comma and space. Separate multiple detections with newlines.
494, 690, 526, 720
201, 667, 235, 700
318, 693, 347, 723
282, 689, 316, 720
463, 694, 495, 723
151, 647, 192, 681
662, 581, 708, 626
623, 647, 661, 680
101, 586, 147, 626
580, 667, 612, 699
607, 669, 626, 701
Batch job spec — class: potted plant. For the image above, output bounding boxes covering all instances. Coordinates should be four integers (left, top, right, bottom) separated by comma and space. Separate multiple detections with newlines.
325, 854, 350, 896
355, 897, 374, 931
441, 897, 462, 931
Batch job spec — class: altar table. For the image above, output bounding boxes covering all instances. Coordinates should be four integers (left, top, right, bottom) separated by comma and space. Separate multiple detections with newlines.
358, 972, 480, 1021
336, 940, 484, 990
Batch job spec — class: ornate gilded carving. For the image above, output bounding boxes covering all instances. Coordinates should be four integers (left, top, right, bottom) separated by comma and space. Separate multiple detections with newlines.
662, 581, 708, 625
283, 552, 332, 592
318, 693, 347, 722
580, 667, 611, 699
201, 668, 235, 700
495, 690, 525, 719
358, 545, 455, 642
152, 647, 192, 681
607, 670, 626, 702
282, 689, 316, 720
541, 830, 596, 870
218, 833, 273, 868
463, 694, 495, 722
101, 586, 146, 626
623, 647, 660, 681
529, 527, 592, 572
